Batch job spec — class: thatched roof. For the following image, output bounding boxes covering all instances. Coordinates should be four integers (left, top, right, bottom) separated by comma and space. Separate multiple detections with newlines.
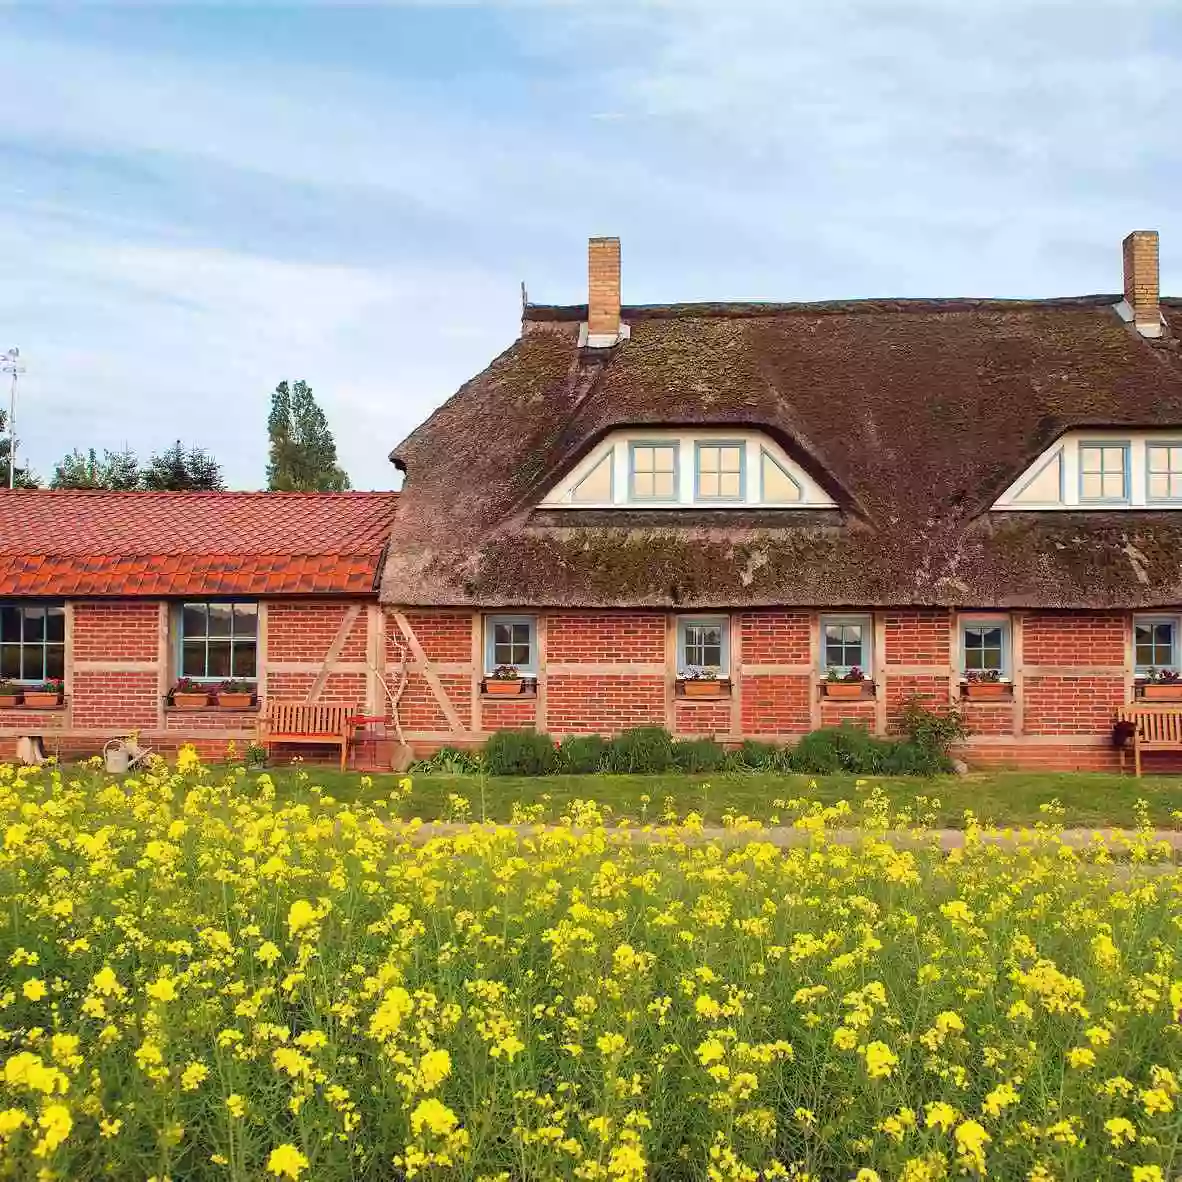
381, 296, 1182, 609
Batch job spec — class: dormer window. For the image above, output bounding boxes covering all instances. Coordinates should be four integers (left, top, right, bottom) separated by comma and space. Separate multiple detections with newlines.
540, 429, 836, 510
629, 442, 678, 501
993, 432, 1182, 511
1079, 443, 1129, 503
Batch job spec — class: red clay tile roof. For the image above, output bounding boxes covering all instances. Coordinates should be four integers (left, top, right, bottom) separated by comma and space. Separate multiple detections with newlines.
0, 490, 397, 596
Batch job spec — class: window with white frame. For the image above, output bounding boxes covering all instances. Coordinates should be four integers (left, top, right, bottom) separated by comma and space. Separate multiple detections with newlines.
820, 615, 872, 675
628, 442, 678, 501
677, 616, 729, 676
539, 430, 836, 510
1146, 444, 1182, 503
484, 615, 537, 676
961, 617, 1011, 678
1134, 615, 1179, 675
1078, 443, 1129, 503
0, 603, 65, 682
179, 602, 258, 680
694, 442, 744, 501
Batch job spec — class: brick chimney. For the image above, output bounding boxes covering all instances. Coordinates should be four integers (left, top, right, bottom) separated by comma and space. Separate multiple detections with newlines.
1122, 230, 1161, 338
585, 236, 625, 347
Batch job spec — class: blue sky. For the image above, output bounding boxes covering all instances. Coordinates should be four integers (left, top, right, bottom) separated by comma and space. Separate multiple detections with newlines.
2, 1, 1181, 490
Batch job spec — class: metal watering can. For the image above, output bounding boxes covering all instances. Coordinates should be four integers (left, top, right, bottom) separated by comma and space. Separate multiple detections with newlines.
102, 737, 153, 775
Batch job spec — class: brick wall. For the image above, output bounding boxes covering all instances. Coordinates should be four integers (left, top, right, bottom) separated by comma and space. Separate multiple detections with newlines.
1023, 613, 1125, 666
675, 697, 731, 737
397, 612, 472, 662
547, 614, 665, 662
268, 603, 367, 662
740, 674, 811, 735
884, 610, 951, 664
73, 602, 159, 662
547, 675, 666, 733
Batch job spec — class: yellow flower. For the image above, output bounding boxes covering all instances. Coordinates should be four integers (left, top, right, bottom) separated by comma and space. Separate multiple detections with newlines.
1140, 1088, 1174, 1115
410, 1098, 460, 1137
925, 1101, 959, 1132
596, 1032, 626, 1057
954, 1119, 990, 1174
145, 976, 177, 1003
21, 980, 45, 1002
91, 967, 120, 996
1131, 1168, 1163, 1182
1067, 1047, 1096, 1070
861, 1041, 898, 1080
982, 1082, 1020, 1117
286, 900, 317, 937
33, 1103, 72, 1158
256, 941, 282, 967
1104, 1117, 1137, 1147
0, 1108, 27, 1137
697, 1038, 726, 1066
266, 1143, 309, 1179
225, 1094, 246, 1119
99, 1118, 123, 1138
417, 1049, 451, 1091
180, 1061, 208, 1091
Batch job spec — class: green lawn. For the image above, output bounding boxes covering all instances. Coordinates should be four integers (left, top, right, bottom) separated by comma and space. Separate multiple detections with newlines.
250, 766, 1182, 829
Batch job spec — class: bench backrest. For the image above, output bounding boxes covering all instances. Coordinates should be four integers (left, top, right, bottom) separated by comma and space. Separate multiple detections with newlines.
1115, 705, 1182, 744
265, 702, 357, 736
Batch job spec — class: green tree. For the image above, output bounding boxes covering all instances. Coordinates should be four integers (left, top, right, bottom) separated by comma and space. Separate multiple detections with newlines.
267, 379, 350, 491
0, 409, 38, 488
140, 441, 225, 492
51, 447, 140, 491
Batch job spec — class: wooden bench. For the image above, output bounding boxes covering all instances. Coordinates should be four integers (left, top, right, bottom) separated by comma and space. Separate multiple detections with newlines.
1115, 704, 1182, 776
258, 702, 360, 771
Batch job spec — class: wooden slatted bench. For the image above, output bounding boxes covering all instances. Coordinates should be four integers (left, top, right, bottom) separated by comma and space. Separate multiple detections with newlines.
1115, 704, 1182, 776
258, 702, 360, 771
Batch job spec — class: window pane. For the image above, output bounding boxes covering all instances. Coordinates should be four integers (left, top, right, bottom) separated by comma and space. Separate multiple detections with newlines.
699, 472, 720, 497
653, 446, 675, 473
1150, 473, 1170, 499
652, 472, 675, 499
698, 447, 720, 475
182, 641, 207, 678
719, 472, 741, 498
633, 447, 653, 472
633, 472, 654, 498
20, 608, 44, 643
510, 642, 532, 666
1154, 623, 1174, 647
1080, 472, 1104, 500
494, 623, 513, 648
182, 604, 208, 638
231, 642, 257, 679
45, 608, 65, 643
720, 446, 741, 472
965, 648, 984, 671
207, 604, 233, 637
20, 646, 43, 681
232, 603, 258, 637
0, 646, 17, 680
206, 642, 232, 678
1102, 473, 1124, 498
1136, 643, 1155, 667
44, 647, 64, 681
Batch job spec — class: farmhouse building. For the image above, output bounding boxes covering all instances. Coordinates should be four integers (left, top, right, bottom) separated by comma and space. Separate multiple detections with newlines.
5, 231, 1182, 769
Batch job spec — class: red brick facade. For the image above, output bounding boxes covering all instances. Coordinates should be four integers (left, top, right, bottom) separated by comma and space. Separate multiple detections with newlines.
382, 607, 1159, 770
2, 600, 1167, 770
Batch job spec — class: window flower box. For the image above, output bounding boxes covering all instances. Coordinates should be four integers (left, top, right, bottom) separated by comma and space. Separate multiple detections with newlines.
484, 666, 524, 696
216, 681, 255, 710
963, 681, 1011, 700
23, 681, 64, 709
171, 678, 211, 710
1138, 669, 1182, 701
823, 667, 869, 699
0, 684, 21, 709
680, 677, 730, 699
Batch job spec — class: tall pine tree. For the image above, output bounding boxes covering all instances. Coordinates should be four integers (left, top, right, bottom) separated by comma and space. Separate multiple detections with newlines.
140, 441, 225, 491
267, 380, 350, 491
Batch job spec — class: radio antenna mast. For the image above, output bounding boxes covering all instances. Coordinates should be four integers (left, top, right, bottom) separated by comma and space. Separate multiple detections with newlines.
0, 349, 25, 490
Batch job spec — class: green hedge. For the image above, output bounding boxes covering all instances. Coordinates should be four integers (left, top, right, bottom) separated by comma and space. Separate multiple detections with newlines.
472, 702, 965, 777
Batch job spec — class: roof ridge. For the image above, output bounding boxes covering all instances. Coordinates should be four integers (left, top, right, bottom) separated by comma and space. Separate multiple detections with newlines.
524, 294, 1129, 323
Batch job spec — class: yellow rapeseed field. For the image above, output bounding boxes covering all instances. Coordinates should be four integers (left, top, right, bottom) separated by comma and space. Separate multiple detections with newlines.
0, 750, 1178, 1180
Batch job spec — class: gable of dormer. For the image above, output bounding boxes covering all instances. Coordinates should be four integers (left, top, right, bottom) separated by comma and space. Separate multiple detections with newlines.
538, 428, 837, 510
992, 430, 1182, 510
